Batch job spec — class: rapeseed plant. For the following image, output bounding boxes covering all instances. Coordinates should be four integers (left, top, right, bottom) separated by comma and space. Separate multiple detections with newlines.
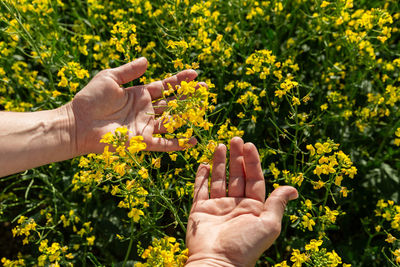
1, 0, 400, 266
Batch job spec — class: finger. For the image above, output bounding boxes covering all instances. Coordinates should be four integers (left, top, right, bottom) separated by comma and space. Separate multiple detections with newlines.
110, 57, 148, 84
263, 186, 298, 221
196, 81, 208, 90
162, 69, 198, 91
146, 69, 198, 100
243, 142, 265, 202
146, 80, 164, 101
153, 99, 167, 115
228, 137, 245, 197
145, 137, 197, 152
210, 144, 227, 198
193, 164, 210, 202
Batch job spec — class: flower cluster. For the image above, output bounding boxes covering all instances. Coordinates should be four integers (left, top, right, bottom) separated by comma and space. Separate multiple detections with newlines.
275, 239, 351, 267
57, 62, 89, 93
73, 127, 149, 221
369, 199, 400, 265
1, 256, 25, 267
135, 237, 188, 267
11, 216, 37, 245
161, 80, 215, 137
37, 240, 73, 267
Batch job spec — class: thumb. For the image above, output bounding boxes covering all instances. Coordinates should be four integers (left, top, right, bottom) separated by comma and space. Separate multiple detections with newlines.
263, 186, 298, 221
110, 57, 148, 84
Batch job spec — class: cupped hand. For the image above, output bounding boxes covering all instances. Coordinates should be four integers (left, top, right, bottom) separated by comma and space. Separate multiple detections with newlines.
185, 137, 298, 267
68, 57, 198, 156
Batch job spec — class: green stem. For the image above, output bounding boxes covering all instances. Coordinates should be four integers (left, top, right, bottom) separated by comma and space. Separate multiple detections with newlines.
316, 179, 333, 232
157, 191, 186, 232
123, 215, 136, 267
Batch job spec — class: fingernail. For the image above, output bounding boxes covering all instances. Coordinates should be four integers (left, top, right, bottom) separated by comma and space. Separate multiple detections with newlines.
289, 189, 299, 201
136, 57, 148, 64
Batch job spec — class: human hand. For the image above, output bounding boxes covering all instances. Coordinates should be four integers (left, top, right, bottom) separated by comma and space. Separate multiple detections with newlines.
67, 57, 199, 156
185, 137, 298, 267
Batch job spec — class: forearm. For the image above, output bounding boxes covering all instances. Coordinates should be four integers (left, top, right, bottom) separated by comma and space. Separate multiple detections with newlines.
0, 103, 76, 177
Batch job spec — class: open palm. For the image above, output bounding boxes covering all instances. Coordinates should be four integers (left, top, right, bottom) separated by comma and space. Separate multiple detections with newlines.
70, 57, 198, 156
186, 137, 298, 267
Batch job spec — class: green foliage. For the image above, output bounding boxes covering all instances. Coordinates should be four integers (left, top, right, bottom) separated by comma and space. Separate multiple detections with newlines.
1, 0, 400, 266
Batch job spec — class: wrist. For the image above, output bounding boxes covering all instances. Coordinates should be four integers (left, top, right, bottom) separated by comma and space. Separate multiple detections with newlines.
58, 102, 77, 158
185, 254, 246, 267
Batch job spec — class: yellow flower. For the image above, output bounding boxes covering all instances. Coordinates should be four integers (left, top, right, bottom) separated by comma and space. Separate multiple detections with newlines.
69, 81, 79, 92
58, 76, 68, 87
290, 249, 308, 267
168, 100, 179, 109
320, 1, 330, 8
275, 89, 286, 98
335, 175, 343, 186
304, 199, 312, 210
292, 96, 300, 106
274, 261, 289, 267
290, 215, 298, 223
269, 163, 280, 179
396, 128, 400, 137
128, 208, 144, 222
392, 249, 400, 264
306, 144, 315, 156
152, 158, 161, 168
324, 206, 339, 223
340, 186, 349, 197
87, 236, 95, 246
305, 239, 323, 251
128, 136, 147, 153
138, 167, 149, 179
115, 126, 128, 136
113, 163, 126, 176
52, 90, 61, 98
302, 214, 316, 231
385, 233, 396, 243
169, 153, 178, 161
100, 133, 114, 144
111, 185, 120, 195
172, 58, 184, 69
326, 250, 342, 266
315, 142, 332, 154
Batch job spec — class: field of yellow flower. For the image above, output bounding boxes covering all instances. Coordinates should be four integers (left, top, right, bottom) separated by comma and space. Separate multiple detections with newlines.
1, 0, 400, 266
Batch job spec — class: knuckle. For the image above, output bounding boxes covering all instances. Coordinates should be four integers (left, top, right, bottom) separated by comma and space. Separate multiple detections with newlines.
98, 69, 119, 83
98, 69, 112, 77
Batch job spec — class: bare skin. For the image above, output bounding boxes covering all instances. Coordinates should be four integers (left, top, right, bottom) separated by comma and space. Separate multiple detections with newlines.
70, 57, 198, 155
186, 137, 298, 267
0, 57, 199, 177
